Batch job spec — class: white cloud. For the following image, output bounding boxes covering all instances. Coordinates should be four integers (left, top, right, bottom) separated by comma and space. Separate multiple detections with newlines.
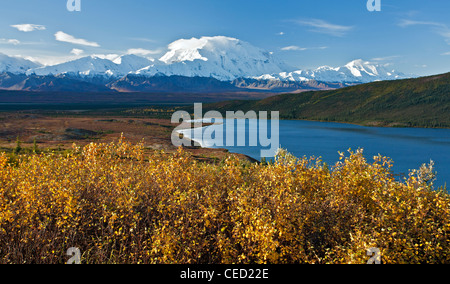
55, 31, 100, 47
127, 48, 162, 56
0, 39, 21, 45
278, 32, 285, 36
399, 19, 450, 45
70, 48, 84, 56
439, 31, 450, 45
294, 19, 353, 37
281, 45, 328, 51
398, 19, 445, 28
281, 46, 307, 51
129, 37, 158, 43
441, 52, 450, 56
371, 55, 401, 62
11, 24, 46, 32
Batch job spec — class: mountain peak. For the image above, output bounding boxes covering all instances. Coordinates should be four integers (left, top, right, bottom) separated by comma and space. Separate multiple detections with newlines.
141, 36, 289, 81
159, 36, 247, 64
342, 59, 378, 77
265, 59, 409, 83
346, 59, 367, 66
1, 36, 411, 84
113, 54, 150, 64
113, 54, 154, 70
29, 54, 155, 77
0, 53, 40, 74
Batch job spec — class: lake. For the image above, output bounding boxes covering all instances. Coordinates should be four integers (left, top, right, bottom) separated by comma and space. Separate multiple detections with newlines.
180, 119, 450, 188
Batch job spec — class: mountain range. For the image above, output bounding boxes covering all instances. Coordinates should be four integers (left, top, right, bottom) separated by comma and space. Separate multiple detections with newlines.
0, 36, 411, 93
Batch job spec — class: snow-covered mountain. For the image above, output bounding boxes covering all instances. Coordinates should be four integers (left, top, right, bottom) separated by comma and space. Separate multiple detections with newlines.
135, 36, 292, 81
0, 36, 412, 93
28, 36, 291, 81
0, 53, 41, 74
30, 54, 154, 77
256, 59, 408, 83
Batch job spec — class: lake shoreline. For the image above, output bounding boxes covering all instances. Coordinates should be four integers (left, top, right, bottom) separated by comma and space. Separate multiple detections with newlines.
177, 118, 450, 188
287, 118, 450, 130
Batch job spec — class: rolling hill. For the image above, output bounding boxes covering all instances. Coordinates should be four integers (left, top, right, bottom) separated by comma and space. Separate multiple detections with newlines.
203, 72, 450, 128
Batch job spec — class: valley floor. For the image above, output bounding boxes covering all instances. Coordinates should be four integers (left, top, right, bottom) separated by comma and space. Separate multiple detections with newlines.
0, 111, 256, 163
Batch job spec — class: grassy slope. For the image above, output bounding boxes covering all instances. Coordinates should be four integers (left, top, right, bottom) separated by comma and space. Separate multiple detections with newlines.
204, 72, 450, 128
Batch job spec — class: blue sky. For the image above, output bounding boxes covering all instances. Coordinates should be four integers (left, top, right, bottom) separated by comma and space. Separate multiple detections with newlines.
0, 0, 449, 76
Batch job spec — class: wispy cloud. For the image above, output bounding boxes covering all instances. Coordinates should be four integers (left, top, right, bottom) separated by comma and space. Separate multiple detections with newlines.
70, 48, 84, 56
398, 19, 445, 28
11, 24, 46, 32
371, 55, 401, 62
439, 30, 450, 44
281, 46, 307, 51
399, 19, 450, 45
281, 45, 328, 51
128, 37, 158, 43
293, 19, 353, 37
127, 48, 162, 56
441, 51, 450, 56
55, 31, 100, 47
0, 39, 21, 45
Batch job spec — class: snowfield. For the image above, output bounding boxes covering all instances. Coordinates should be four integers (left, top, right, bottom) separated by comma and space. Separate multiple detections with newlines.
2, 36, 409, 84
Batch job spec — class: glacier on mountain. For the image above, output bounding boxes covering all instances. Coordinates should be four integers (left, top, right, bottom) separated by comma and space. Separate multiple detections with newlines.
2, 36, 409, 84
260, 59, 407, 83
0, 53, 41, 74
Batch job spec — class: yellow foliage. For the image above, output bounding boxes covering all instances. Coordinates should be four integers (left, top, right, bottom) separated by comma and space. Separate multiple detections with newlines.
0, 139, 448, 264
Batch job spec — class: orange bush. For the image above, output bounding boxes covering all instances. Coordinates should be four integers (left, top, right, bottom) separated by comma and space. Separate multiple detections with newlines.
0, 139, 448, 264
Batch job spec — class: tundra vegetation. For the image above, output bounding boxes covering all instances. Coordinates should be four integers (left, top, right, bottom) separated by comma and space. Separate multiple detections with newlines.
0, 138, 448, 264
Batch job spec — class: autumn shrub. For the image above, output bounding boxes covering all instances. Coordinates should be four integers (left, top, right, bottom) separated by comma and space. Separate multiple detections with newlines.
0, 138, 448, 264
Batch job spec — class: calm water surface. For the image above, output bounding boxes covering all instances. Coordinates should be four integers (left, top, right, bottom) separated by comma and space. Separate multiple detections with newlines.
182, 120, 450, 188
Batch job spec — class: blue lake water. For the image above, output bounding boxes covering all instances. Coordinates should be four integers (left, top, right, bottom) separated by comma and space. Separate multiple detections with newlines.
180, 119, 450, 188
